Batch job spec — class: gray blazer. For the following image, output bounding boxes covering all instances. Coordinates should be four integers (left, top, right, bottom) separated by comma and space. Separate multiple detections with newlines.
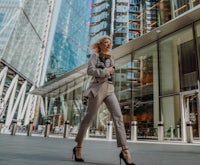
84, 53, 114, 98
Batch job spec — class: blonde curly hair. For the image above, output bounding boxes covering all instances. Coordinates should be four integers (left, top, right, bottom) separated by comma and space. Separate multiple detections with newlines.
90, 35, 112, 54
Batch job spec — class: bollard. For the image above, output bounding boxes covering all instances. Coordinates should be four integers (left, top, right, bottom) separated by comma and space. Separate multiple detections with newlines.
157, 121, 164, 142
0, 123, 2, 134
106, 121, 113, 141
131, 121, 137, 141
0, 119, 4, 134
186, 121, 193, 143
177, 125, 180, 139
27, 121, 33, 136
63, 120, 70, 138
11, 120, 17, 136
170, 125, 174, 139
44, 120, 51, 137
85, 128, 90, 139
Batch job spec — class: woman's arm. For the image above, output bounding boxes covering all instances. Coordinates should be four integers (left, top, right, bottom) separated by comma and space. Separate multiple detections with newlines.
87, 54, 110, 77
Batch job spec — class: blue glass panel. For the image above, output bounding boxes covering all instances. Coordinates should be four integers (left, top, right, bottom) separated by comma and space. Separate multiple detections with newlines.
46, 0, 91, 81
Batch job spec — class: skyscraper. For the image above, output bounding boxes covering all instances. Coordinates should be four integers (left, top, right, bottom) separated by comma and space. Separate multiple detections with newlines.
0, 0, 51, 130
89, 0, 132, 48
172, 0, 200, 18
90, 0, 200, 47
89, 0, 112, 45
113, 0, 129, 47
43, 0, 91, 83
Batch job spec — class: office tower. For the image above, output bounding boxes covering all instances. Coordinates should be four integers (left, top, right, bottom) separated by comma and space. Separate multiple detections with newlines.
141, 0, 159, 33
128, 0, 142, 41
89, 0, 141, 47
89, 0, 112, 45
89, 0, 155, 47
157, 0, 171, 25
89, 0, 132, 48
31, 0, 91, 128
172, 0, 200, 18
44, 0, 91, 82
113, 0, 129, 47
0, 0, 52, 129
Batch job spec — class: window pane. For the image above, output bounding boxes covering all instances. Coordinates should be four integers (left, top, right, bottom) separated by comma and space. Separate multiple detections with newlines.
160, 26, 197, 94
132, 43, 159, 138
160, 95, 181, 139
115, 54, 132, 137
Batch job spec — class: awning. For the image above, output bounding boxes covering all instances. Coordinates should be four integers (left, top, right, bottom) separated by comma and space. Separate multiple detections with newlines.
30, 64, 87, 97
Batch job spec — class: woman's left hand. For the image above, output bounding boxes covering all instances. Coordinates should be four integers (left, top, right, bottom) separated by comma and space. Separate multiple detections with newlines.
109, 66, 115, 75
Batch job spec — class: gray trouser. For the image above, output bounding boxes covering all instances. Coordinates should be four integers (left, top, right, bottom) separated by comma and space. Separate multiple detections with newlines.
75, 83, 127, 147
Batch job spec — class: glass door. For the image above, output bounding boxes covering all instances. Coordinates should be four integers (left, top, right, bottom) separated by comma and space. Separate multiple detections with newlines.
181, 90, 200, 141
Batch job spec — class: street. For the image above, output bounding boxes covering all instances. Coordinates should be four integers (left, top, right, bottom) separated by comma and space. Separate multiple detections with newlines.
0, 134, 200, 165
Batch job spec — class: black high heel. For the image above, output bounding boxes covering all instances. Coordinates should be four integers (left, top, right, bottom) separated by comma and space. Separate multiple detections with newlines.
119, 149, 135, 165
72, 147, 84, 162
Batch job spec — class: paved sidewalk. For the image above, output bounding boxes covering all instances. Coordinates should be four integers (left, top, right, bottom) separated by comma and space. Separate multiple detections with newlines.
0, 134, 200, 165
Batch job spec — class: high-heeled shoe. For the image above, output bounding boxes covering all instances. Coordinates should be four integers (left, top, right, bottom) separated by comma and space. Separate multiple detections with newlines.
119, 149, 135, 165
72, 147, 84, 162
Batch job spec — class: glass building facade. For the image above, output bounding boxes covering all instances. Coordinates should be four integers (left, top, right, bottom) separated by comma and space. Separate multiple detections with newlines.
0, 0, 50, 130
0, 0, 49, 82
90, 0, 200, 47
172, 0, 200, 17
114, 0, 129, 47
114, 7, 200, 141
45, 0, 91, 82
89, 0, 112, 41
32, 4, 200, 142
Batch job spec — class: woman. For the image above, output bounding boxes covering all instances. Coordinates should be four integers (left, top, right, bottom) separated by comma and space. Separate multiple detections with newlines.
72, 35, 135, 165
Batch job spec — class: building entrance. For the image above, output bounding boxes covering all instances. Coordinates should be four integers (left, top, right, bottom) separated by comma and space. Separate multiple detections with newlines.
181, 90, 200, 141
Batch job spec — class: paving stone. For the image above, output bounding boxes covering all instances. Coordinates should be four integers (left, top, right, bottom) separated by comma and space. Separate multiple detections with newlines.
0, 134, 200, 165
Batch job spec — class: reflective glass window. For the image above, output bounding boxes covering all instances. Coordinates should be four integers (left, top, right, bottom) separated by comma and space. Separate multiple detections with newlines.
23, 0, 49, 37
172, 0, 200, 18
0, 0, 49, 81
115, 54, 132, 137
46, 0, 90, 82
160, 26, 197, 94
132, 43, 159, 138
1, 11, 42, 81
160, 95, 180, 138
0, 8, 18, 53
